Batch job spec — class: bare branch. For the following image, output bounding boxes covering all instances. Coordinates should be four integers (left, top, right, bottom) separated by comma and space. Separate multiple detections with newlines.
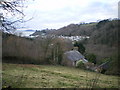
0, 0, 25, 31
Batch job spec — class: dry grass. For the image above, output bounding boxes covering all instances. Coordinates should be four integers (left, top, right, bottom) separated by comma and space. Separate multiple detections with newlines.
2, 63, 119, 88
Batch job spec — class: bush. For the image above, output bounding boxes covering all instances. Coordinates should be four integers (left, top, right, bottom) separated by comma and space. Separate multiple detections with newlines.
76, 60, 86, 69
98, 57, 111, 65
105, 54, 120, 75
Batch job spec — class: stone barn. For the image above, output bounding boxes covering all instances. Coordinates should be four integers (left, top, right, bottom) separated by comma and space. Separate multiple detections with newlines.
62, 50, 88, 67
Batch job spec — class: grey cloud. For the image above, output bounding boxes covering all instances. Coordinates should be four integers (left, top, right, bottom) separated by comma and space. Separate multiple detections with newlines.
23, 1, 118, 30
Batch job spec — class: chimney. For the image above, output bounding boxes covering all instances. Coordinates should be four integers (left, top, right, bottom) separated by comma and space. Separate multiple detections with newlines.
73, 47, 78, 51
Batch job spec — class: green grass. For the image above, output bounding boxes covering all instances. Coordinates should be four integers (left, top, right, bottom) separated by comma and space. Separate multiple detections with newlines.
2, 63, 119, 88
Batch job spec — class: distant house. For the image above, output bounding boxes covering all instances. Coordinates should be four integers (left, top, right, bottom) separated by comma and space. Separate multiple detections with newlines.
62, 50, 88, 67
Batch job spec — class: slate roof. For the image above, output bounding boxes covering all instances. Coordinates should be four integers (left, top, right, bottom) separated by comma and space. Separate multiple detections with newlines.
64, 50, 85, 61
98, 61, 110, 70
82, 58, 88, 63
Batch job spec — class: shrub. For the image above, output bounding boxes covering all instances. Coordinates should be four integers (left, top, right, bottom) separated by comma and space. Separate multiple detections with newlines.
98, 57, 111, 65
105, 54, 119, 75
76, 60, 86, 69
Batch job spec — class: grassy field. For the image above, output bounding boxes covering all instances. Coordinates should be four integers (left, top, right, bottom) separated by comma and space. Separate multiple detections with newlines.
2, 63, 119, 88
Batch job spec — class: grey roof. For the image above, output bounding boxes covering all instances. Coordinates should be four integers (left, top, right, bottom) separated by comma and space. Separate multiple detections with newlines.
98, 61, 110, 70
82, 58, 88, 63
64, 50, 85, 61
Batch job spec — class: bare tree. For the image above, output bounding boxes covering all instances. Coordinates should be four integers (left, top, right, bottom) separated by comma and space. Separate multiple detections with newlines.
0, 0, 25, 32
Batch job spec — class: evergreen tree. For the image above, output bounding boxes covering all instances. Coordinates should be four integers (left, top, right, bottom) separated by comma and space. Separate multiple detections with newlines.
74, 41, 85, 54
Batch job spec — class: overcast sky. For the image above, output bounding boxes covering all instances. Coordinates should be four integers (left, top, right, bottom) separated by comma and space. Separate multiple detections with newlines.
20, 0, 119, 30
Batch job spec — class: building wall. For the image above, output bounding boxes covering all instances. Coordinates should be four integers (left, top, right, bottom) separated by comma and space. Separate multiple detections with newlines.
73, 47, 78, 51
62, 55, 75, 67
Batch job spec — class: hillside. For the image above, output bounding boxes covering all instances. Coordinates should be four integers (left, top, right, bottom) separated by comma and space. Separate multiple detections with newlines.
30, 19, 119, 63
31, 19, 119, 46
88, 19, 119, 46
31, 22, 97, 36
31, 19, 119, 48
2, 32, 73, 65
2, 63, 119, 88
2, 19, 119, 76
83, 19, 119, 62
47, 22, 97, 36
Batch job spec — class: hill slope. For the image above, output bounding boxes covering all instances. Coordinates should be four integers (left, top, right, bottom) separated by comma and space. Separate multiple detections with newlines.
2, 63, 119, 88
31, 19, 119, 47
30, 19, 119, 64
31, 22, 97, 36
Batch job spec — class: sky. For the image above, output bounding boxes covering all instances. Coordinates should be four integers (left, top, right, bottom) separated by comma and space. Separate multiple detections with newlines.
118, 1, 120, 19
15, 0, 119, 36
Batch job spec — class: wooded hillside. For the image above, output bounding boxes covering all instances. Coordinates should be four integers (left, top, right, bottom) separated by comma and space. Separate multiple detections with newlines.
2, 19, 119, 75
30, 19, 119, 75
